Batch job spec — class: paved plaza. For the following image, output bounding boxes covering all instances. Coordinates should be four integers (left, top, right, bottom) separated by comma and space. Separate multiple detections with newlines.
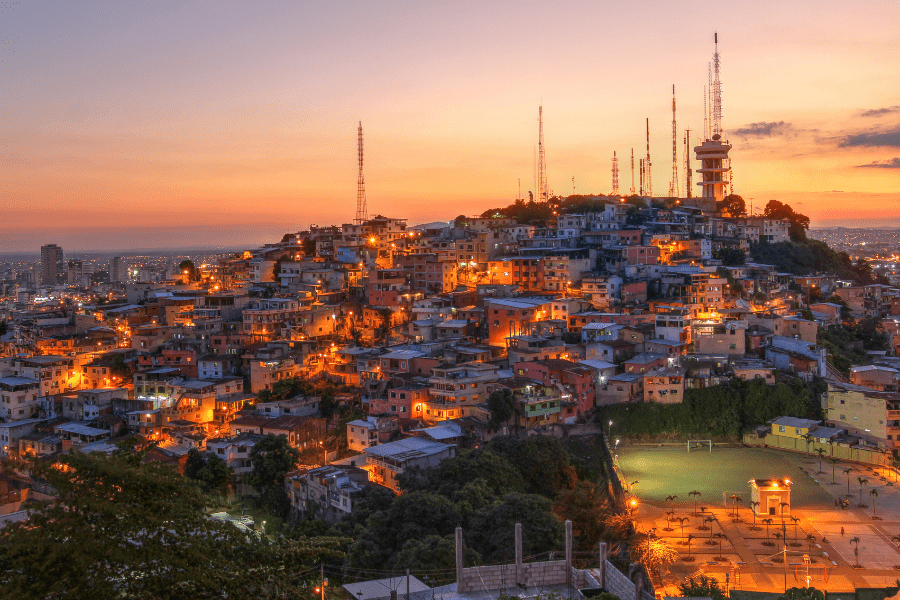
617, 445, 900, 595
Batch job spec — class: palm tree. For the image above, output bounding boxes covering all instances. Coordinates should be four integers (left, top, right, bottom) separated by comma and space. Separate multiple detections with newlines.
802, 433, 814, 457
732, 495, 743, 521
686, 534, 695, 559
675, 516, 689, 539
844, 467, 854, 497
827, 438, 835, 457
729, 494, 740, 517
790, 516, 801, 543
762, 518, 774, 546
858, 477, 869, 507
666, 494, 678, 514
829, 458, 840, 484
689, 490, 701, 516
850, 536, 861, 568
664, 510, 675, 531
749, 501, 761, 530
713, 532, 726, 560
705, 516, 716, 544
780, 501, 790, 524
871, 488, 880, 519
815, 448, 826, 473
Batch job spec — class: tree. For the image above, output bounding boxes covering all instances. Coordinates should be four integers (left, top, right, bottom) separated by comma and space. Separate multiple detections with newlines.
779, 587, 826, 600
762, 518, 774, 546
871, 488, 879, 519
845, 467, 854, 497
248, 435, 301, 517
487, 436, 577, 498
689, 490, 701, 515
713, 247, 746, 266
763, 200, 810, 242
301, 238, 317, 256
486, 389, 517, 432
679, 575, 725, 600
719, 194, 747, 217
0, 450, 345, 599
553, 481, 612, 551
857, 477, 868, 507
633, 534, 677, 576
815, 448, 826, 473
624, 207, 647, 227
850, 536, 861, 568
0, 321, 7, 336
184, 448, 232, 496
467, 493, 564, 563
395, 534, 480, 572
178, 259, 198, 282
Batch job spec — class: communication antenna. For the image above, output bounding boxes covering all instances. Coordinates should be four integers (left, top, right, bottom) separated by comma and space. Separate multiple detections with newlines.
612, 151, 620, 196
355, 122, 367, 223
645, 118, 652, 197
668, 85, 679, 198
711, 32, 723, 139
630, 148, 635, 194
684, 129, 692, 198
537, 106, 549, 202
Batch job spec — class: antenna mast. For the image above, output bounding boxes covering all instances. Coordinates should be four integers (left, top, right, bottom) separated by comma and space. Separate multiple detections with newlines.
355, 121, 367, 224
684, 129, 692, 198
612, 151, 620, 195
668, 85, 679, 197
630, 149, 635, 194
645, 118, 652, 197
537, 106, 549, 202
711, 32, 723, 139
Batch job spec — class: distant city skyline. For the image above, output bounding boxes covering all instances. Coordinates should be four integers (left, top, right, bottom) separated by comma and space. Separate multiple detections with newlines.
2, 1, 899, 252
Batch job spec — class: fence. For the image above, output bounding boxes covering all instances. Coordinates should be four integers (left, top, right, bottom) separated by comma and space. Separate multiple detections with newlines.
743, 433, 891, 468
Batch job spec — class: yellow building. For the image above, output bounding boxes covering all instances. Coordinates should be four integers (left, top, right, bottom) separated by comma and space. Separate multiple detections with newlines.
750, 478, 792, 517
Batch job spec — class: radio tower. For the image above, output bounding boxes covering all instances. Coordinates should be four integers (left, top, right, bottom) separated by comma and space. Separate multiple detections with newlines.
668, 85, 679, 198
694, 33, 731, 202
355, 121, 367, 224
684, 129, 692, 198
644, 118, 652, 197
537, 106, 549, 202
630, 149, 635, 194
611, 151, 620, 195
711, 32, 723, 139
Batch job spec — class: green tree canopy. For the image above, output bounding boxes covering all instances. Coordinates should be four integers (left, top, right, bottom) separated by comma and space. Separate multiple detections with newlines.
178, 259, 198, 282
764, 200, 810, 241
718, 194, 747, 216
487, 436, 577, 497
184, 447, 232, 496
0, 450, 345, 599
249, 434, 301, 516
466, 493, 564, 563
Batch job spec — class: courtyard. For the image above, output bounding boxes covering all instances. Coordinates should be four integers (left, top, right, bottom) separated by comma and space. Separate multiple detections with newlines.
616, 444, 900, 595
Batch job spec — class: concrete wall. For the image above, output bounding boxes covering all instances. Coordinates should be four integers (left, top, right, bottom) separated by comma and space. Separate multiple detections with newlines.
458, 561, 570, 593
743, 432, 890, 467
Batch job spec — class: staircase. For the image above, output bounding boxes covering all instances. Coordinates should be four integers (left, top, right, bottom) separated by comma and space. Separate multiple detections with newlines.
825, 360, 847, 383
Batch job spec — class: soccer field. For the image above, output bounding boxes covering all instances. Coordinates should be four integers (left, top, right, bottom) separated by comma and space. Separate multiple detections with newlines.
615, 445, 834, 510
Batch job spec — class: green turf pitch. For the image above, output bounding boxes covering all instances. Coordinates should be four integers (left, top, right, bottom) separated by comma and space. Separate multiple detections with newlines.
615, 446, 834, 509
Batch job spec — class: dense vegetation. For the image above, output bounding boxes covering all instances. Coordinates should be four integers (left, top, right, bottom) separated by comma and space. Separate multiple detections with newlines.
0, 449, 346, 599
818, 318, 889, 376
596, 377, 825, 439
279, 435, 660, 582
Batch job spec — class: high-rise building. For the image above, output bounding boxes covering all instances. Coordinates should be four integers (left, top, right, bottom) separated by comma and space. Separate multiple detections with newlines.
40, 244, 64, 286
109, 256, 127, 283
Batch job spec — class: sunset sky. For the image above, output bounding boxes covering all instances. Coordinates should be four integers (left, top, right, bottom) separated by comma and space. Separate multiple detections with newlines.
1, 0, 899, 252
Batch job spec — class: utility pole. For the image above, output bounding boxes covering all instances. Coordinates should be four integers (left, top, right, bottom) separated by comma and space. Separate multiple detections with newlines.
321, 563, 326, 600
782, 521, 788, 592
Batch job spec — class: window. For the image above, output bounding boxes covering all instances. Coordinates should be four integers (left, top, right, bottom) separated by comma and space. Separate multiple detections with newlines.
778, 425, 785, 432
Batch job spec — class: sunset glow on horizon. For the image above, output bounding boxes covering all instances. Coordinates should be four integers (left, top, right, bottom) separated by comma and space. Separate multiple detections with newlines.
2, 0, 899, 251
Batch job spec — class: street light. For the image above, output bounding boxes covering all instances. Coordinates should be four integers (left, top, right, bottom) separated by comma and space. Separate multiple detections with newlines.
608, 420, 613, 439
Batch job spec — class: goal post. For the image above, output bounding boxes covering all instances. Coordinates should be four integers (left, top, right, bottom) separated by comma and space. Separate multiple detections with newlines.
687, 440, 712, 452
